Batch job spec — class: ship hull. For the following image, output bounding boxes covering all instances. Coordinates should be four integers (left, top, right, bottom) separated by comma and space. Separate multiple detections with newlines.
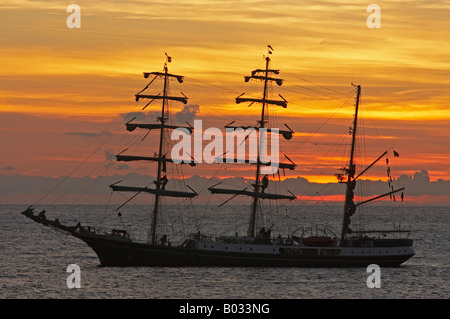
74, 232, 414, 268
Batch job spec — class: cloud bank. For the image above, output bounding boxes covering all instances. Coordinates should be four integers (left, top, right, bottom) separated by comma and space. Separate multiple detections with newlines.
0, 170, 448, 206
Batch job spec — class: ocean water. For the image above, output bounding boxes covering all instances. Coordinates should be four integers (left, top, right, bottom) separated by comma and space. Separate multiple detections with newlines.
0, 204, 448, 300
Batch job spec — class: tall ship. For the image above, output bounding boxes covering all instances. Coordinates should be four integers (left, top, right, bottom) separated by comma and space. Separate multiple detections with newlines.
22, 48, 414, 267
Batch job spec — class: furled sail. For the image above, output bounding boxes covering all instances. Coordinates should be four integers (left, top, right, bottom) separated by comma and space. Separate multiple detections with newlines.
224, 123, 294, 140
110, 184, 197, 198
116, 155, 196, 166
208, 187, 296, 200
126, 122, 193, 133
216, 157, 295, 170
235, 96, 287, 108
135, 94, 188, 104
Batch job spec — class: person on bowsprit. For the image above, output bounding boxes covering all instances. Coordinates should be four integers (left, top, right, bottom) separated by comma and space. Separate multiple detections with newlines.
161, 175, 168, 190
261, 175, 269, 193
38, 210, 46, 220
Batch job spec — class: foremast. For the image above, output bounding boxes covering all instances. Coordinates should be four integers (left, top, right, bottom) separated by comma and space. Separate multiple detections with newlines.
110, 55, 197, 244
209, 46, 296, 238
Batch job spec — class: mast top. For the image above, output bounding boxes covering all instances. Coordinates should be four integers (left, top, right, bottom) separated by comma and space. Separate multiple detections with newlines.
165, 52, 172, 68
266, 45, 274, 60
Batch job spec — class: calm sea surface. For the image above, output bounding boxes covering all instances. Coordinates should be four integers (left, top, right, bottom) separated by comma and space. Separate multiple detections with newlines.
0, 204, 448, 299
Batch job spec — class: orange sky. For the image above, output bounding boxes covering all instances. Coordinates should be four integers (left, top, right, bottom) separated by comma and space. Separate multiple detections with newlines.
0, 0, 449, 205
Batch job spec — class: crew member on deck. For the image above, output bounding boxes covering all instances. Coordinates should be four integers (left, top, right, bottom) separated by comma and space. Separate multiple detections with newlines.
160, 234, 167, 246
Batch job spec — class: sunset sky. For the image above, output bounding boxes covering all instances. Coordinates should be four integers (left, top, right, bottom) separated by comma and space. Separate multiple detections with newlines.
0, 0, 449, 205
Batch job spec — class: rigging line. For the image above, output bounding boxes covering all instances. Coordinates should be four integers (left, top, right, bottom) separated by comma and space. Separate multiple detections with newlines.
291, 74, 351, 97
314, 178, 340, 198
315, 191, 336, 215
219, 187, 249, 207
253, 196, 295, 223
35, 145, 108, 205
69, 163, 120, 206
187, 72, 247, 95
48, 131, 141, 205
99, 191, 113, 227
198, 193, 214, 230
116, 188, 147, 211
186, 97, 239, 122
119, 122, 161, 153
295, 93, 354, 148
136, 76, 157, 95
223, 167, 250, 187
366, 106, 390, 153
312, 133, 348, 168
273, 66, 352, 98
115, 191, 149, 214
187, 59, 268, 123
183, 76, 243, 94
192, 167, 225, 195
280, 79, 342, 99
280, 92, 354, 166
279, 85, 354, 102
289, 128, 350, 195
212, 194, 249, 219
278, 96, 356, 180
34, 102, 139, 205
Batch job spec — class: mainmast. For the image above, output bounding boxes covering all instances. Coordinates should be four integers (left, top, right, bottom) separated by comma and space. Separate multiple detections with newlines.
110, 54, 197, 245
208, 46, 296, 238
151, 57, 170, 245
249, 49, 271, 238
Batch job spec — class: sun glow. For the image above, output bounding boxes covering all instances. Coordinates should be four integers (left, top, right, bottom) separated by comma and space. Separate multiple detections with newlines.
0, 1, 448, 204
